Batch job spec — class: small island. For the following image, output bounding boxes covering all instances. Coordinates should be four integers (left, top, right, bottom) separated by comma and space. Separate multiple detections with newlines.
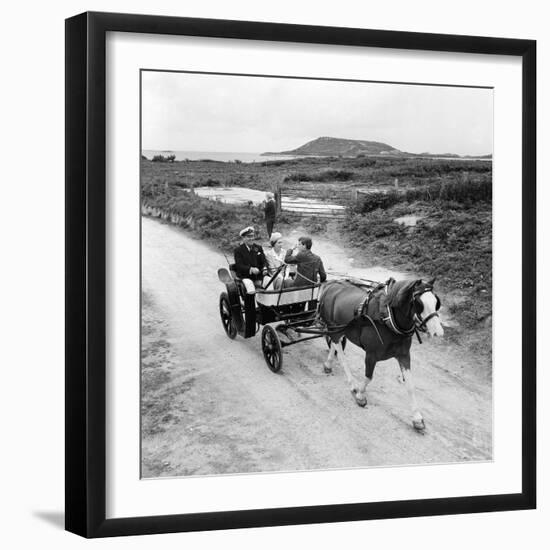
263, 136, 491, 160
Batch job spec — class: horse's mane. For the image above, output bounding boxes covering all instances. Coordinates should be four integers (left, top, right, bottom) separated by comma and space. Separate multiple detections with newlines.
384, 278, 418, 308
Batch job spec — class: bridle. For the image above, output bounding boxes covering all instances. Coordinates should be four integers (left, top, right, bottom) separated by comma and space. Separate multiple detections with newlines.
381, 284, 441, 342
412, 287, 441, 333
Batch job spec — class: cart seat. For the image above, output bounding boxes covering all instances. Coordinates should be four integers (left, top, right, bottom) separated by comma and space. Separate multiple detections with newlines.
255, 284, 321, 306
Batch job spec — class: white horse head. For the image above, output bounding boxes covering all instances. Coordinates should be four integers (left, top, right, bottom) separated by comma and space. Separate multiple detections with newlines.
416, 278, 444, 337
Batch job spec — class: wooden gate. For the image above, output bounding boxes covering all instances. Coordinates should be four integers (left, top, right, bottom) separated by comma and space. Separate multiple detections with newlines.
276, 181, 351, 219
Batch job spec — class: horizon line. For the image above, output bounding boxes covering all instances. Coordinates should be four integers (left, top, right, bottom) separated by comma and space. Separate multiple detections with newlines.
142, 147, 492, 158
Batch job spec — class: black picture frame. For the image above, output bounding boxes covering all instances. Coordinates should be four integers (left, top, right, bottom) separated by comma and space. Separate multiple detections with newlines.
65, 11, 536, 538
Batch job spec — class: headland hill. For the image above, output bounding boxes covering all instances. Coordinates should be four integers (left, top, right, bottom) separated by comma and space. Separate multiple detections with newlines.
262, 136, 492, 160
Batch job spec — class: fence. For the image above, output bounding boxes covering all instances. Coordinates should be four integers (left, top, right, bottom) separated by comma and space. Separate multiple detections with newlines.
275, 181, 357, 219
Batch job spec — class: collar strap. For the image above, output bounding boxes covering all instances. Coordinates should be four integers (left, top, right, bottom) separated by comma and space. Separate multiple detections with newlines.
381, 284, 415, 336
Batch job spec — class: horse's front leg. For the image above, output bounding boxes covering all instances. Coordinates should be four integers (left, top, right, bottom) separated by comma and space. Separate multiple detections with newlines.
333, 342, 368, 407
396, 353, 425, 431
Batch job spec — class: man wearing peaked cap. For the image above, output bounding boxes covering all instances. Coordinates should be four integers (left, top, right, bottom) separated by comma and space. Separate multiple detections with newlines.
239, 226, 255, 237
233, 226, 267, 285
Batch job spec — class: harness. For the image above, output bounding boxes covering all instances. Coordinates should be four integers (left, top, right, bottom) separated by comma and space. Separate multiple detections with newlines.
376, 281, 441, 344
316, 280, 384, 344
319, 278, 441, 346
381, 284, 416, 337
353, 287, 386, 346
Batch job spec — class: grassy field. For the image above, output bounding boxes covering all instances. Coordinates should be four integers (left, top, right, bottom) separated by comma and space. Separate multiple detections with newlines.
141, 155, 491, 193
141, 155, 493, 353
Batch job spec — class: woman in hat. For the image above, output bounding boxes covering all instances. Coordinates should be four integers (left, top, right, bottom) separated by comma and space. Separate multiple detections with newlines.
263, 232, 289, 288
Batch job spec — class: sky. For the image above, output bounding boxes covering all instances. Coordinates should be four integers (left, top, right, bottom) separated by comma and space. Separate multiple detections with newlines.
141, 71, 493, 156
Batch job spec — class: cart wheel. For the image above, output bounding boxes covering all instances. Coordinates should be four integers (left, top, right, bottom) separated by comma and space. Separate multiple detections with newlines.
325, 336, 347, 353
219, 292, 237, 339
261, 325, 283, 373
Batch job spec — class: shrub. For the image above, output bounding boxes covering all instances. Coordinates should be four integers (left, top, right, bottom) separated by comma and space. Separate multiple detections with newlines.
152, 154, 176, 163
201, 178, 221, 187
354, 189, 402, 213
307, 217, 328, 233
284, 169, 357, 183
352, 157, 377, 168
354, 178, 492, 213
284, 172, 310, 182
319, 169, 355, 181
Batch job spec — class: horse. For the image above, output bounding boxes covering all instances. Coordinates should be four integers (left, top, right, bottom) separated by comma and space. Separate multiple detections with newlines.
318, 277, 444, 431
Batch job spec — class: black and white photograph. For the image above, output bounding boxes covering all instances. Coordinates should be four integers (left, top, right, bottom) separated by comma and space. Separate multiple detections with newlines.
140, 70, 493, 478
2, 0, 541, 545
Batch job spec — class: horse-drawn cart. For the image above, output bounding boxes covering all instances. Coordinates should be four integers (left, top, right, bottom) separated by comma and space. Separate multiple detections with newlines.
218, 262, 444, 430
217, 264, 339, 372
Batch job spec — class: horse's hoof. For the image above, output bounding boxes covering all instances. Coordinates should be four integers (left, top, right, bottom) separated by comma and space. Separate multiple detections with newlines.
413, 419, 426, 432
351, 390, 367, 407
323, 364, 333, 374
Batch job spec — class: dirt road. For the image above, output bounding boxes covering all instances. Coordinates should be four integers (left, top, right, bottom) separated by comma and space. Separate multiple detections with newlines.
141, 217, 492, 478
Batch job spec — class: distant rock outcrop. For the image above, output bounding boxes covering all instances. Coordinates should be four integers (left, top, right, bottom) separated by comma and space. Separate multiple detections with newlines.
262, 136, 400, 157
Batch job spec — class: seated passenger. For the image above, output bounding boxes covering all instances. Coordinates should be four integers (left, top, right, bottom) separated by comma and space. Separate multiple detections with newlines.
263, 232, 287, 288
265, 232, 286, 270
284, 236, 327, 288
233, 226, 267, 289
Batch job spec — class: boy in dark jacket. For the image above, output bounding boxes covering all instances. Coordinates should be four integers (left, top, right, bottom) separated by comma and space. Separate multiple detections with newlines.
284, 236, 326, 287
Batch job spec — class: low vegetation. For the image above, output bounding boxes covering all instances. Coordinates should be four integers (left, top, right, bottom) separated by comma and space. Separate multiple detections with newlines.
354, 177, 492, 213
284, 169, 356, 182
141, 155, 493, 349
142, 184, 266, 251
151, 154, 176, 162
141, 155, 492, 194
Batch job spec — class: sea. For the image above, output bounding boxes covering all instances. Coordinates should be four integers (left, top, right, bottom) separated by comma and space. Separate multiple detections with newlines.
142, 150, 298, 163
142, 150, 491, 163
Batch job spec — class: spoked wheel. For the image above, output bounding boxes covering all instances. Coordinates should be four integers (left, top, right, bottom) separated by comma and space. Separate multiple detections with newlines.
219, 292, 237, 339
261, 325, 283, 373
325, 335, 347, 352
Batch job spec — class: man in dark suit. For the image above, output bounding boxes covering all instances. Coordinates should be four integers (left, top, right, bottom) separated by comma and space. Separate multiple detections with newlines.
284, 236, 327, 287
233, 226, 267, 286
263, 192, 277, 238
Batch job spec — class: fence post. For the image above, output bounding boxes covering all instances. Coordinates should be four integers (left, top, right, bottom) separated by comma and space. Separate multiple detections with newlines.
394, 177, 399, 189
274, 182, 282, 212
